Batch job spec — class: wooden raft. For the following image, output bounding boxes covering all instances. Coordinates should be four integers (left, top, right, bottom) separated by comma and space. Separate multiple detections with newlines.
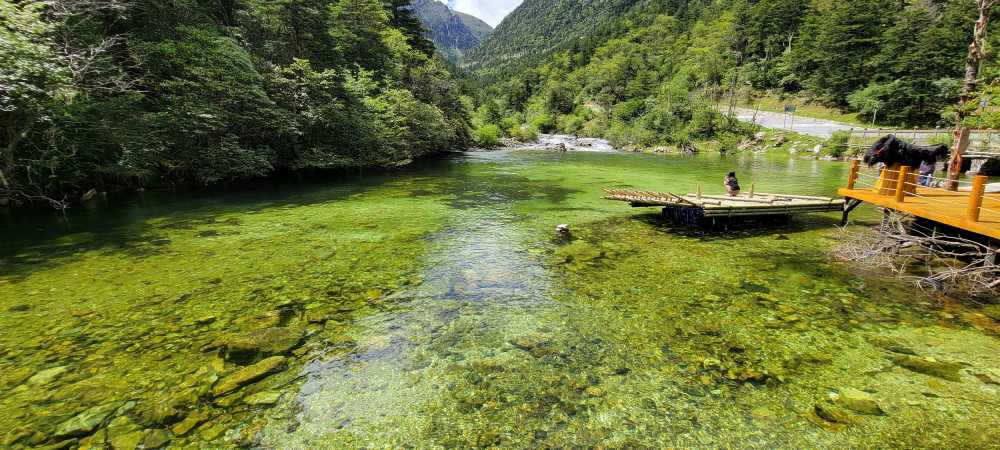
603, 189, 845, 217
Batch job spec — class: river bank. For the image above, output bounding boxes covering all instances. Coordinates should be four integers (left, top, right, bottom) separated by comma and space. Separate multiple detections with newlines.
2, 147, 999, 449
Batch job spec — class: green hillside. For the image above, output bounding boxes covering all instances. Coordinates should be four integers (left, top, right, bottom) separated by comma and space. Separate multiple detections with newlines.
465, 0, 998, 149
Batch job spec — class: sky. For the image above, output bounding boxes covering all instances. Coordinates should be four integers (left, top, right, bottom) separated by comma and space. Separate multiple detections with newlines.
448, 0, 523, 27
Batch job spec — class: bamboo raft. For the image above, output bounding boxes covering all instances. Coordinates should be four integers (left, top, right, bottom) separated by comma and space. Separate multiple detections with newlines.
603, 188, 845, 220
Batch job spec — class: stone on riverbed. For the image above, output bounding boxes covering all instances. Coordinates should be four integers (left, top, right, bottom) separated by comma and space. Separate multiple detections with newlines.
142, 429, 171, 448
890, 354, 963, 381
210, 327, 304, 363
244, 390, 282, 406
867, 335, 916, 355
27, 366, 69, 386
53, 403, 119, 438
832, 388, 884, 415
808, 402, 856, 431
213, 356, 287, 397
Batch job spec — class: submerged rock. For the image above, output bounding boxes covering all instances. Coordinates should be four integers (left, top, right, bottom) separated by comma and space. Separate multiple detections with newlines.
108, 430, 146, 450
170, 409, 216, 437
54, 403, 119, 438
213, 356, 287, 397
891, 354, 963, 381
244, 390, 282, 406
142, 429, 171, 448
832, 388, 884, 415
808, 402, 856, 431
210, 327, 304, 363
867, 335, 916, 355
27, 366, 69, 386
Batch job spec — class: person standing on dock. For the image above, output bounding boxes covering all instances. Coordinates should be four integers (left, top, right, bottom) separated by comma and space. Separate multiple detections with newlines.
918, 161, 935, 187
724, 172, 741, 197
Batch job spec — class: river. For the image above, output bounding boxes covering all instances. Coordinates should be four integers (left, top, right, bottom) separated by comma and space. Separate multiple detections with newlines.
2, 142, 999, 449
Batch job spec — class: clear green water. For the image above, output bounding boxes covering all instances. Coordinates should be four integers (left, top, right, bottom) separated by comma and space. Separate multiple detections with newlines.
2, 150, 1000, 449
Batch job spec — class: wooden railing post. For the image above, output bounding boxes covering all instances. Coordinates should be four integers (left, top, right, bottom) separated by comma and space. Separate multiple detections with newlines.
895, 166, 910, 203
968, 175, 987, 222
847, 160, 860, 189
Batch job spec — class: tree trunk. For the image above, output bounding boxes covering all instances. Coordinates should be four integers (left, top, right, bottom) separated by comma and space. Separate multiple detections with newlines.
947, 0, 994, 190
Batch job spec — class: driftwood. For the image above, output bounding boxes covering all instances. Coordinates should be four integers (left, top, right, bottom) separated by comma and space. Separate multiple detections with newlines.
834, 211, 1000, 296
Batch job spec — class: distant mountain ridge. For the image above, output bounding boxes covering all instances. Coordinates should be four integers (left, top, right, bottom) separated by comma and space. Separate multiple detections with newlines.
462, 0, 646, 74
410, 0, 493, 62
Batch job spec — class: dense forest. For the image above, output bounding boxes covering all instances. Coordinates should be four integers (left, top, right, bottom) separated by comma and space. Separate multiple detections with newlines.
1, 0, 469, 207
465, 0, 1000, 148
5, 0, 1000, 207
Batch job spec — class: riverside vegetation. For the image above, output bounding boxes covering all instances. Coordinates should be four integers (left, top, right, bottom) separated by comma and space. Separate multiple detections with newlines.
463, 0, 1000, 149
1, 0, 468, 207
3, 148, 1000, 448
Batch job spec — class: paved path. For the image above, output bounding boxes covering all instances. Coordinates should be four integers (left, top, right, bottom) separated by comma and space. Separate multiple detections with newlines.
733, 107, 856, 138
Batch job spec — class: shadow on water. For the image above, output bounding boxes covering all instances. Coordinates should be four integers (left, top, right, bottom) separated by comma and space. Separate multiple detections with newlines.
0, 155, 493, 279
632, 211, 845, 241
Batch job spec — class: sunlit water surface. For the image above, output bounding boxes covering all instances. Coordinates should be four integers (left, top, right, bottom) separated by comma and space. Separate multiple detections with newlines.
2, 149, 1000, 449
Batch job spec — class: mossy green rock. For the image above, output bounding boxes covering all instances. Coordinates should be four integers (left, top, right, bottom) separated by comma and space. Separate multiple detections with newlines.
211, 327, 304, 363
213, 356, 287, 397
27, 366, 69, 386
53, 403, 119, 438
244, 390, 282, 406
891, 354, 963, 381
834, 388, 884, 415
142, 429, 171, 448
108, 430, 145, 450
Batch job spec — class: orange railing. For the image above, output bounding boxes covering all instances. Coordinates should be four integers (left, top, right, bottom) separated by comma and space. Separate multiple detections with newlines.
845, 160, 992, 222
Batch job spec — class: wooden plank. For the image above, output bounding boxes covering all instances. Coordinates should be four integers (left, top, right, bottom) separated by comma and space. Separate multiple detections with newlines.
754, 192, 835, 201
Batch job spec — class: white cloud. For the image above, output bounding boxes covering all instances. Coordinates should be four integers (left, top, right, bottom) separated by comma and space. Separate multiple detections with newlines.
448, 0, 523, 27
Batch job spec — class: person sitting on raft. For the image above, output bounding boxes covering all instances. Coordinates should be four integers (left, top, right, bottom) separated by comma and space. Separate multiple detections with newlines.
724, 171, 741, 197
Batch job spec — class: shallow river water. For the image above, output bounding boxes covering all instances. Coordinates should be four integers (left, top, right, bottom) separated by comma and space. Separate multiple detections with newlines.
2, 147, 1000, 449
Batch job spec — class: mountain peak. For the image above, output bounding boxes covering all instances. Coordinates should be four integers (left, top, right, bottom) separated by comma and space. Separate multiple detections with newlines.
410, 0, 493, 62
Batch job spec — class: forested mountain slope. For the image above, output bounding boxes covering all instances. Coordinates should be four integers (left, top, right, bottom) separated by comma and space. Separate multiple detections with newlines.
463, 0, 715, 76
0, 0, 469, 207
465, 0, 999, 148
411, 0, 493, 62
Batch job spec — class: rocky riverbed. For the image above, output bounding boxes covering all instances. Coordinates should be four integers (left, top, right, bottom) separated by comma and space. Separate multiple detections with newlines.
2, 149, 999, 448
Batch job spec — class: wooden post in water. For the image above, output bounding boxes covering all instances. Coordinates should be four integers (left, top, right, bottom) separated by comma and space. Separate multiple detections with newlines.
968, 175, 987, 221
697, 184, 703, 200
895, 166, 911, 203
847, 160, 860, 189
749, 182, 755, 197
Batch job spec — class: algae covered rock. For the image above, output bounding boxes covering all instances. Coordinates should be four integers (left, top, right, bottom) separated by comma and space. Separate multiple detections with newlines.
244, 390, 282, 406
210, 327, 304, 363
53, 403, 120, 438
213, 356, 287, 397
832, 388, 884, 415
890, 354, 963, 381
171, 409, 212, 436
866, 335, 916, 355
142, 429, 171, 448
27, 366, 69, 386
807, 402, 856, 431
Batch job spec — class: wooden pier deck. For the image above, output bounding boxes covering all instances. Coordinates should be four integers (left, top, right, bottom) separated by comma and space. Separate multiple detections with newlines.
839, 161, 1000, 240
603, 189, 844, 218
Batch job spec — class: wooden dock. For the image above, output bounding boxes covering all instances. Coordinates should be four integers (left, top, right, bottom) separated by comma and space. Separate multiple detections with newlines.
603, 189, 845, 220
839, 161, 1000, 240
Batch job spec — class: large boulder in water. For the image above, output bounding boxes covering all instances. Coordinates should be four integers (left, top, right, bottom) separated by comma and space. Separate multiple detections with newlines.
208, 327, 304, 363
